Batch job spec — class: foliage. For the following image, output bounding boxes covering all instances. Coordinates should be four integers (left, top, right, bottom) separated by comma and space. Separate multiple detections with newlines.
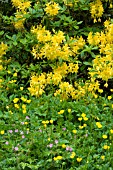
0, 0, 113, 169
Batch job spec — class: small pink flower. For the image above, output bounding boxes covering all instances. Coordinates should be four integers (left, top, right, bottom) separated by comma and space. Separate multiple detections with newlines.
55, 140, 58, 144
5, 141, 9, 145
22, 135, 25, 139
15, 129, 18, 132
66, 146, 69, 151
14, 147, 18, 151
26, 116, 30, 119
21, 122, 24, 125
48, 144, 53, 148
39, 129, 42, 132
69, 148, 73, 152
9, 130, 13, 133
62, 127, 66, 131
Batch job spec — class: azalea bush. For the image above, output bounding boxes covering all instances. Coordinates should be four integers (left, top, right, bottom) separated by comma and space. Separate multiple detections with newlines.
0, 0, 113, 169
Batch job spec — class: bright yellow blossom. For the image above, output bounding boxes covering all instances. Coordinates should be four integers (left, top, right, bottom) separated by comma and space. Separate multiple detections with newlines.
1, 130, 5, 134
77, 157, 82, 162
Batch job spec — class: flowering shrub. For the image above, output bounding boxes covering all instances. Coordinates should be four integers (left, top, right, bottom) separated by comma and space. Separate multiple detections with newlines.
0, 0, 113, 169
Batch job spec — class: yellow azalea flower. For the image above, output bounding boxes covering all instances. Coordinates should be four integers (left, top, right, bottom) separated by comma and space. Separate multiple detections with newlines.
77, 157, 82, 162
1, 130, 5, 134
62, 144, 66, 148
81, 113, 86, 118
102, 135, 107, 139
50, 120, 53, 124
72, 130, 77, 134
104, 83, 108, 87
13, 98, 19, 103
45, 2, 60, 16
101, 155, 105, 160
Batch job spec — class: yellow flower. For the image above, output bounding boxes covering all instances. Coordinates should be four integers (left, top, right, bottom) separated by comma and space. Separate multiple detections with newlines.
58, 110, 64, 114
20, 87, 23, 90
77, 157, 82, 162
26, 99, 31, 103
54, 156, 62, 161
78, 117, 82, 121
110, 129, 113, 134
1, 130, 5, 134
104, 83, 108, 87
101, 155, 105, 160
102, 135, 107, 139
79, 125, 83, 129
13, 98, 19, 103
83, 117, 88, 121
83, 123, 87, 127
23, 109, 26, 114
81, 113, 86, 118
96, 122, 102, 128
72, 130, 77, 134
68, 109, 71, 113
53, 157, 57, 161
108, 96, 112, 100
21, 97, 27, 102
62, 144, 66, 148
45, 120, 49, 124
45, 2, 60, 16
70, 152, 76, 158
22, 104, 26, 109
50, 120, 53, 124
13, 72, 17, 77
103, 145, 110, 150
24, 122, 28, 125
48, 138, 50, 141
42, 121, 46, 124
14, 104, 19, 109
